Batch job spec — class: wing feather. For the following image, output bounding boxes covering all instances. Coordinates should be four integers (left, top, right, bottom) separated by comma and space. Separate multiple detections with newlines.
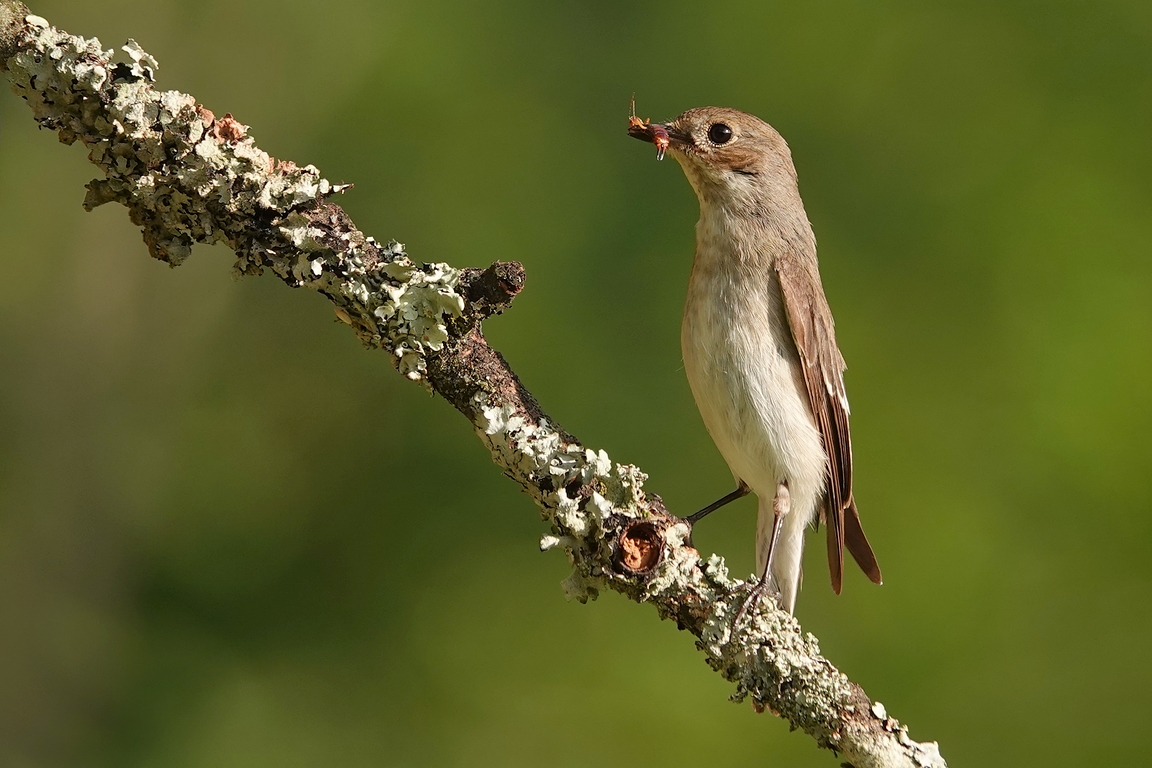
776, 252, 882, 590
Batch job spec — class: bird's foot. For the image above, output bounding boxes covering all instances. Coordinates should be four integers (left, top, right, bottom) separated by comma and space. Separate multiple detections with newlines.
732, 576, 781, 629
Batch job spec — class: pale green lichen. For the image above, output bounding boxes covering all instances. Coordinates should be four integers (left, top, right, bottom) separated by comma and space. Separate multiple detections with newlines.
121, 38, 156, 80
373, 260, 464, 380
640, 519, 698, 599
474, 395, 659, 602
4, 19, 463, 383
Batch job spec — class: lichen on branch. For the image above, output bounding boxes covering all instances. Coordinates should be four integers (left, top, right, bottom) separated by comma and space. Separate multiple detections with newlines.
0, 5, 946, 767
4, 11, 462, 382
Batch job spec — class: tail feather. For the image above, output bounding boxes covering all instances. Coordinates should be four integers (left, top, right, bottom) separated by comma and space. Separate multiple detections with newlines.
844, 499, 882, 584
825, 500, 844, 595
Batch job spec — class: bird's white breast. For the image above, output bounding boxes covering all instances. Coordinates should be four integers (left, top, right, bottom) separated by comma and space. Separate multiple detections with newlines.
681, 208, 827, 506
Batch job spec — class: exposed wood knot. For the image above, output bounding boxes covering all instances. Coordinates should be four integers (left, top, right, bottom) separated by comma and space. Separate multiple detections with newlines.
458, 261, 525, 320
488, 260, 525, 297
615, 520, 664, 574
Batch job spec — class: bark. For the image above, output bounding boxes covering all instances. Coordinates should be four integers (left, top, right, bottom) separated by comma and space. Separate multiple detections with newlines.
0, 4, 946, 766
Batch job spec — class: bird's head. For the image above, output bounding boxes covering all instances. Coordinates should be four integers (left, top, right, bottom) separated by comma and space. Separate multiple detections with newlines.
628, 106, 799, 210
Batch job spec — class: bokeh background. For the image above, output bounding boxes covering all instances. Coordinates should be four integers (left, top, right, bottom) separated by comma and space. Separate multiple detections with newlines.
1, 0, 1150, 765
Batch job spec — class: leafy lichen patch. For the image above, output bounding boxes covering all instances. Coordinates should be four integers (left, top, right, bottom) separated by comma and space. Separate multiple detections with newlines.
5, 20, 465, 383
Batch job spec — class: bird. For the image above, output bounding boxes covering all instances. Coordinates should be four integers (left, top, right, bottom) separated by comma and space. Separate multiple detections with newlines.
628, 106, 883, 614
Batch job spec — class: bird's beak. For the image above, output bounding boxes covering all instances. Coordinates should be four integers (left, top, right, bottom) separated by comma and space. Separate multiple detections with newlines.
627, 120, 690, 161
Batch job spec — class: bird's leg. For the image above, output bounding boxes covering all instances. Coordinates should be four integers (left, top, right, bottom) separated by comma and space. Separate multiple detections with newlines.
734, 482, 789, 627
685, 480, 750, 526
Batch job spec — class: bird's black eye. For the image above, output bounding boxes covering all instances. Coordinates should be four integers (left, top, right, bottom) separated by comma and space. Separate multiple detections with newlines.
707, 123, 733, 145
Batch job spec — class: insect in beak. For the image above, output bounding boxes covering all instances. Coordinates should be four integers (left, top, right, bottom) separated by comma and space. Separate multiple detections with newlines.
627, 96, 672, 160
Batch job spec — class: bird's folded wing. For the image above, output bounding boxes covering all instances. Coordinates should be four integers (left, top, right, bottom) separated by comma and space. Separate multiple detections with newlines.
776, 250, 882, 591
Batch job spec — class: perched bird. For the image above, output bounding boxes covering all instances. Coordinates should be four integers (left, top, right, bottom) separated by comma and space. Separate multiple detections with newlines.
628, 106, 882, 614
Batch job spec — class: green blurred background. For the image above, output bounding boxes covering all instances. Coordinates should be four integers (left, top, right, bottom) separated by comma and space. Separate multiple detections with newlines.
1, 0, 1150, 765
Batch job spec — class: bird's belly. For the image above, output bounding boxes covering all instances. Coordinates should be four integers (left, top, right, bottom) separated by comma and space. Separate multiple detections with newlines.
681, 285, 826, 501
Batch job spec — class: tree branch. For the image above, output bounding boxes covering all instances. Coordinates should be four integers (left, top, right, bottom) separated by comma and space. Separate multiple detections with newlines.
0, 5, 945, 766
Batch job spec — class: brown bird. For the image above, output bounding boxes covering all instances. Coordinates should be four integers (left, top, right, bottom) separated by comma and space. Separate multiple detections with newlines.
629, 106, 882, 613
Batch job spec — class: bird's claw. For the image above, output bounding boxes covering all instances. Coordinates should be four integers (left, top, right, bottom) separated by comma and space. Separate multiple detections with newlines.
732, 576, 781, 629
684, 519, 698, 550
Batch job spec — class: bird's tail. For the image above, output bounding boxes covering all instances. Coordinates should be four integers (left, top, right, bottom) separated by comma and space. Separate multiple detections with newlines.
755, 495, 808, 614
